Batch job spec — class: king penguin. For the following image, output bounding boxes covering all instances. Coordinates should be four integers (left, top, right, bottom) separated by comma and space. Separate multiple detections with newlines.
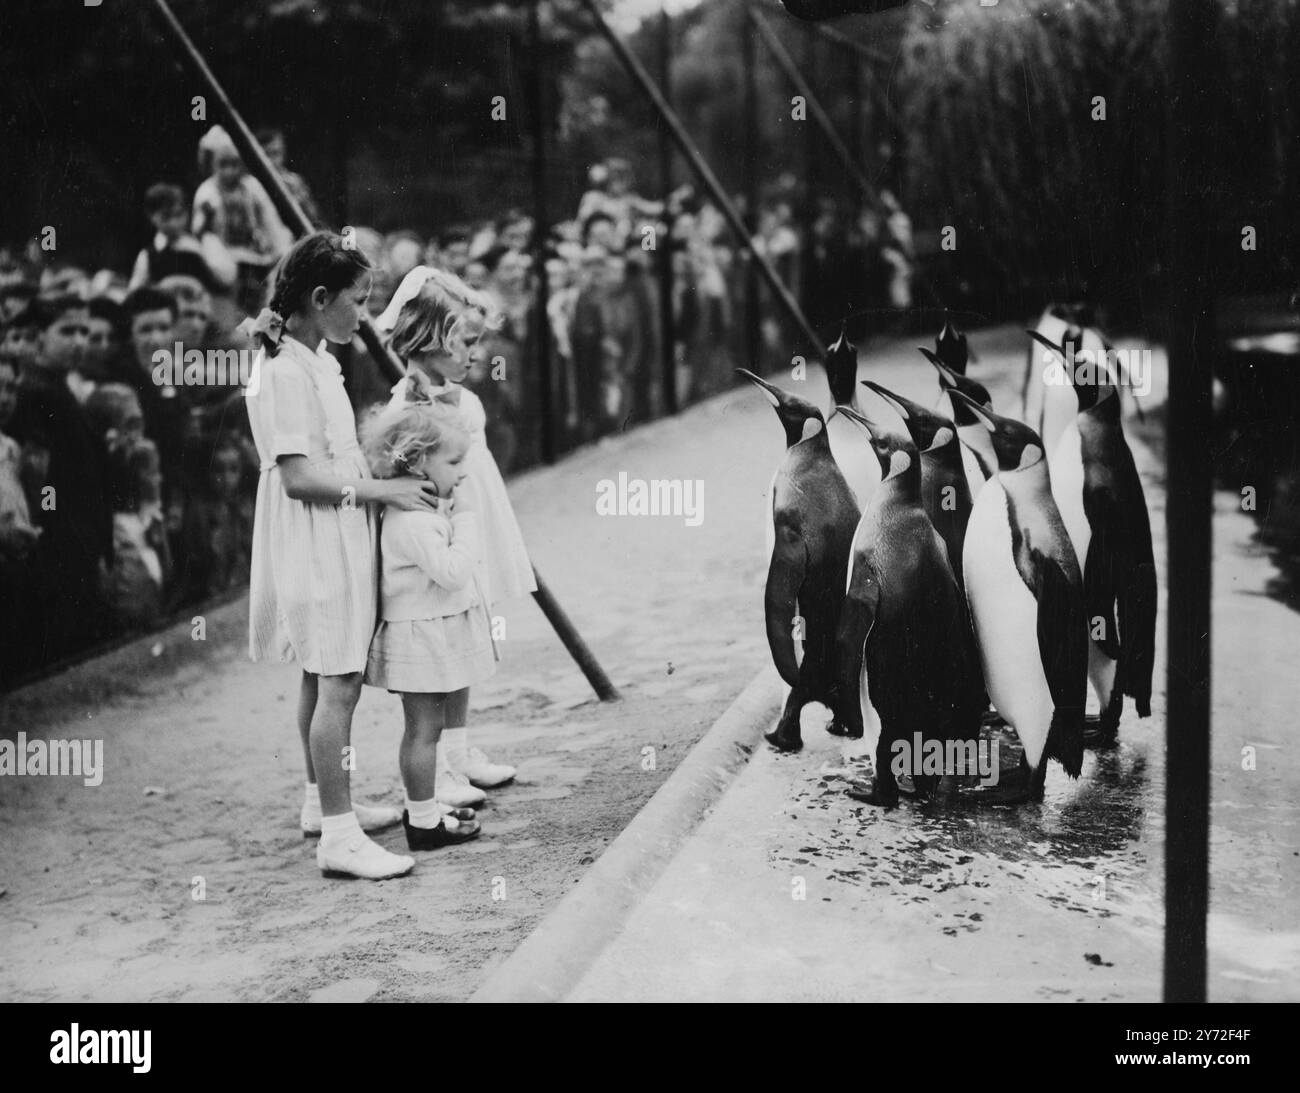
952, 390, 1087, 800
1041, 334, 1157, 747
833, 408, 984, 807
824, 324, 883, 511
1023, 307, 1109, 458
738, 369, 861, 751
860, 380, 972, 591
933, 311, 970, 376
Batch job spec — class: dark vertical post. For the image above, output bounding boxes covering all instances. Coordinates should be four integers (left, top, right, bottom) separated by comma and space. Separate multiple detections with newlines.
742, 0, 760, 371
801, 24, 818, 329
530, 0, 556, 465
1164, 0, 1218, 1004
657, 6, 678, 415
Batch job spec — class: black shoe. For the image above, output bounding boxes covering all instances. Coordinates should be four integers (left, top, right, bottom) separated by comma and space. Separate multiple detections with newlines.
402, 809, 481, 851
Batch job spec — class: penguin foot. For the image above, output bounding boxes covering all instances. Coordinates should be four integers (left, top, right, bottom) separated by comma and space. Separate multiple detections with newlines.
1083, 715, 1119, 750
845, 779, 898, 809
765, 726, 804, 752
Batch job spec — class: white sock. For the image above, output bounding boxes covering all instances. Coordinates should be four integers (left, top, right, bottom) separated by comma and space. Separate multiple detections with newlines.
302, 782, 322, 823
319, 811, 362, 848
443, 727, 469, 768
405, 795, 442, 830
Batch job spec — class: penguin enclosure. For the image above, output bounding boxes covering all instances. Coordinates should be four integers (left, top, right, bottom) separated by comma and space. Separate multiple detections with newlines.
0, 0, 1297, 1029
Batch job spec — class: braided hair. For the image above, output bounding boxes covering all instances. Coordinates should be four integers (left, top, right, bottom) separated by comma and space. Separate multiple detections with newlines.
259, 231, 372, 357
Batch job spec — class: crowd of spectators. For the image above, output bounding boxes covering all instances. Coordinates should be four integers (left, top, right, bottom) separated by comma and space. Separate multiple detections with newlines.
0, 130, 913, 685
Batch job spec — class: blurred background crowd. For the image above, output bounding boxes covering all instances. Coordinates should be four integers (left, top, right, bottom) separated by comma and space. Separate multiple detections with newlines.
0, 117, 915, 685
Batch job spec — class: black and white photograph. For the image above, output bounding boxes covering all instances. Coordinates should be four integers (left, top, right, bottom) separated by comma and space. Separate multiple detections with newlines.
0, 0, 1295, 1039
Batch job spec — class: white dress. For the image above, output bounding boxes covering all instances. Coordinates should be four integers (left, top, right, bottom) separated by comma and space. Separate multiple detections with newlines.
387, 379, 536, 607
246, 336, 378, 675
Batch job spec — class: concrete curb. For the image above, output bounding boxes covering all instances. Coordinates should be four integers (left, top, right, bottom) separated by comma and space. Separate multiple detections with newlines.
471, 665, 785, 1003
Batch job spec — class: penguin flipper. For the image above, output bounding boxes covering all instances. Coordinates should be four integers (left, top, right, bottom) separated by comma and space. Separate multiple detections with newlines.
1034, 550, 1087, 778
1082, 518, 1122, 661
1118, 561, 1158, 717
835, 563, 880, 739
765, 525, 808, 689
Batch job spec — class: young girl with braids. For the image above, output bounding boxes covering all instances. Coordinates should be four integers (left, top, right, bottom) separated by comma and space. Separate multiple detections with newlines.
375, 266, 536, 810
242, 231, 440, 881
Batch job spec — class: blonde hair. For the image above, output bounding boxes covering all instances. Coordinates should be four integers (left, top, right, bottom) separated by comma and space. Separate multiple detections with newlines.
359, 400, 469, 480
386, 267, 503, 362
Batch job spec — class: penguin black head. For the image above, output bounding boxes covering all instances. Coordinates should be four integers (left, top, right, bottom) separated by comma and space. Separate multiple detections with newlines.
919, 347, 992, 424
824, 322, 859, 409
934, 311, 969, 375
1028, 328, 1118, 414
737, 368, 826, 449
838, 404, 918, 485
861, 380, 956, 455
949, 391, 1046, 475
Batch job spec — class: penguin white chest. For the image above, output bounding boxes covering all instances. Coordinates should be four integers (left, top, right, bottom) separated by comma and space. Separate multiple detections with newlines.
1049, 421, 1091, 565
963, 479, 1055, 768
827, 412, 881, 512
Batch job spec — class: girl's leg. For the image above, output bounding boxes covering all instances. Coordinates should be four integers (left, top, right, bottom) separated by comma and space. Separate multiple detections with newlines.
298, 671, 319, 783
399, 692, 447, 804
442, 687, 517, 789
311, 672, 363, 817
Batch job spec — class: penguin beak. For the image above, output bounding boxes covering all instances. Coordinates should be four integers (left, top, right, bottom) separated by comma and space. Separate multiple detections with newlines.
949, 390, 997, 433
862, 379, 911, 421
919, 346, 959, 389
736, 367, 782, 410
1027, 329, 1068, 361
836, 404, 880, 437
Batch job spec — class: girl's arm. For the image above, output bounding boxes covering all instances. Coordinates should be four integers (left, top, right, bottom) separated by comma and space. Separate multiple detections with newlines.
276, 455, 439, 512
398, 510, 482, 592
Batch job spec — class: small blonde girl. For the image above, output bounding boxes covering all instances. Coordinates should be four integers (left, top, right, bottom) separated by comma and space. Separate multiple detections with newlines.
375, 266, 536, 810
360, 401, 494, 848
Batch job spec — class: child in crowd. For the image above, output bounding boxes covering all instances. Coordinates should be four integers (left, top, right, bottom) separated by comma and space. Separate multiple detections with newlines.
102, 437, 172, 631
174, 432, 255, 603
129, 182, 236, 296
258, 127, 321, 227
377, 266, 535, 809
242, 231, 440, 880
0, 300, 42, 376
359, 401, 490, 849
195, 127, 293, 314
80, 297, 125, 401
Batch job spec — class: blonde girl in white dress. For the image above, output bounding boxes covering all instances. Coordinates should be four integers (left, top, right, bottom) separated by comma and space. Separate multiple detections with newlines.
375, 266, 537, 809
359, 400, 496, 850
243, 232, 441, 880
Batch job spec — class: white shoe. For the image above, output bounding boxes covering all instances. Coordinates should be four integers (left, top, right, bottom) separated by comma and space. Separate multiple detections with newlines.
301, 801, 403, 839
316, 833, 415, 879
459, 746, 517, 789
436, 769, 487, 809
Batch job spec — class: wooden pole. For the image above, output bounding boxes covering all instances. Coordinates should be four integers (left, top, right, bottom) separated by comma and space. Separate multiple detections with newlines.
657, 7, 679, 415
742, 0, 761, 371
577, 0, 826, 357
1163, 0, 1218, 1003
752, 7, 881, 215
146, 0, 405, 385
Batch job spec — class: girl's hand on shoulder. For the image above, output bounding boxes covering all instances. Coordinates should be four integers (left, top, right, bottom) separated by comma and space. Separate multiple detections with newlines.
385, 476, 440, 513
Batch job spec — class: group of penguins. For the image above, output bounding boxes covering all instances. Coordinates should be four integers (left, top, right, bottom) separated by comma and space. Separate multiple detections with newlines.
740, 308, 1157, 807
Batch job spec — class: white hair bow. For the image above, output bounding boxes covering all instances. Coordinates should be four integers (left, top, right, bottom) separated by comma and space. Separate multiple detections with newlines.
376, 266, 435, 332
